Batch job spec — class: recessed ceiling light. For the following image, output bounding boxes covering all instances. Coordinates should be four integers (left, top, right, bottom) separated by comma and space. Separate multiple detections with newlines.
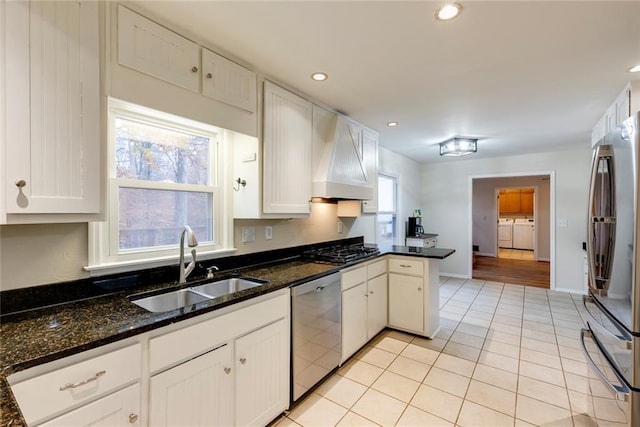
387, 121, 398, 127
435, 2, 462, 21
311, 72, 328, 81
630, 65, 640, 73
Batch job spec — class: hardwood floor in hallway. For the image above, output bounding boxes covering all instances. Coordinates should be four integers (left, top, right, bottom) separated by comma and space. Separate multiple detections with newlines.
472, 255, 550, 288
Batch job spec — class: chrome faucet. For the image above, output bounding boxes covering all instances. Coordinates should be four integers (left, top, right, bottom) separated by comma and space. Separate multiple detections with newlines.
179, 225, 198, 284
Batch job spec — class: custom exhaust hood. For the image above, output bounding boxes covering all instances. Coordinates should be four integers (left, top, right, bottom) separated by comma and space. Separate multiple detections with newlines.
312, 111, 374, 200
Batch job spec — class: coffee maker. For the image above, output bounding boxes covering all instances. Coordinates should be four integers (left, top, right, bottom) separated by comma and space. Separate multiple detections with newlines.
408, 217, 424, 237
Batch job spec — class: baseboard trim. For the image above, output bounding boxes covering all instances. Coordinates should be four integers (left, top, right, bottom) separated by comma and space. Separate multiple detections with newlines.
440, 273, 471, 279
553, 287, 587, 295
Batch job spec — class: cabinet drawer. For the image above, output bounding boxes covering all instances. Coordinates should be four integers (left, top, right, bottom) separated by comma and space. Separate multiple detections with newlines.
388, 258, 424, 276
10, 344, 141, 425
367, 259, 387, 279
342, 266, 367, 291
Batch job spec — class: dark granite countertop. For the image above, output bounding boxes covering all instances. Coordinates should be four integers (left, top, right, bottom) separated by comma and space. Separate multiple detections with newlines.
0, 243, 454, 426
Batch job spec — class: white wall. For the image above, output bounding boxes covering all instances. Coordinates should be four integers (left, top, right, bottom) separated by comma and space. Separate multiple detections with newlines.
422, 148, 591, 293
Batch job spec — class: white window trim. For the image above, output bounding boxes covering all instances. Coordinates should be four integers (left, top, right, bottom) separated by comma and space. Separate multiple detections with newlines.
376, 171, 399, 245
86, 98, 235, 275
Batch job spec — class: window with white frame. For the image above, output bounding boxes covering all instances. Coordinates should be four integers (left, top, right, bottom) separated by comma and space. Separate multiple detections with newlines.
88, 99, 232, 272
376, 173, 397, 245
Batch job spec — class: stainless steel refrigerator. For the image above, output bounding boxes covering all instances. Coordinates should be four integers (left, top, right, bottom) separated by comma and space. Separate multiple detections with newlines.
582, 111, 639, 426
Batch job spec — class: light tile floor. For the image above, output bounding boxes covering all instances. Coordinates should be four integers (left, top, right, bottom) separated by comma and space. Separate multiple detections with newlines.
277, 277, 631, 427
498, 249, 535, 260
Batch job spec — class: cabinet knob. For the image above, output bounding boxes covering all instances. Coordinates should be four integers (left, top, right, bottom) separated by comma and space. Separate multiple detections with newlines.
417, 287, 422, 291
239, 357, 247, 364
224, 367, 231, 374
191, 66, 199, 73
369, 291, 374, 294
128, 414, 138, 424
15, 179, 26, 188
206, 72, 213, 79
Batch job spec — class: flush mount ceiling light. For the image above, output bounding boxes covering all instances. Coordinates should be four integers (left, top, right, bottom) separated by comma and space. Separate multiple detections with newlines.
387, 121, 399, 127
311, 72, 328, 81
630, 65, 640, 73
435, 2, 462, 21
439, 137, 477, 157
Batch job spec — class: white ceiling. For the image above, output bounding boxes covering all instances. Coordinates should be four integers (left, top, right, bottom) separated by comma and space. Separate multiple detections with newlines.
129, 1, 640, 163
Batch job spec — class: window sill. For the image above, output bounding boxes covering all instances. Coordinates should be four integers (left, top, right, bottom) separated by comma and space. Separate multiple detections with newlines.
84, 248, 238, 276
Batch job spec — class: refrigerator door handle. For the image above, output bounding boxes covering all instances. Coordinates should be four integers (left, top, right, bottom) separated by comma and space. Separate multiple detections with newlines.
580, 328, 630, 401
587, 144, 616, 293
582, 295, 633, 346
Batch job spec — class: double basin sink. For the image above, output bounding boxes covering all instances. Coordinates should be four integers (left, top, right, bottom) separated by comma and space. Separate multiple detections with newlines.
129, 277, 267, 313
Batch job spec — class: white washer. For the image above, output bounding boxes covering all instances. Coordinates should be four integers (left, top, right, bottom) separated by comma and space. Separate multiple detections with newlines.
513, 218, 534, 250
498, 218, 514, 248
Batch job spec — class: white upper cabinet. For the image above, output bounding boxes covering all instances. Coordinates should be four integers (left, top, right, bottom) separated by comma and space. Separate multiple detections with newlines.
592, 81, 639, 146
201, 48, 257, 113
3, 0, 101, 222
118, 5, 200, 92
361, 129, 379, 213
262, 81, 313, 214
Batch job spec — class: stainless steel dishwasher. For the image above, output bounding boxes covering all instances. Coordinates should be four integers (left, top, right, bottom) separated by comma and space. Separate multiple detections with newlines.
291, 272, 342, 403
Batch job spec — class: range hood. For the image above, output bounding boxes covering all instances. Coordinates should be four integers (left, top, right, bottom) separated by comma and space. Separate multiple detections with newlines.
312, 109, 374, 200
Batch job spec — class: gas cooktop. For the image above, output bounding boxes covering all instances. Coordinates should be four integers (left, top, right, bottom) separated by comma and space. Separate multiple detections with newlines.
302, 244, 380, 264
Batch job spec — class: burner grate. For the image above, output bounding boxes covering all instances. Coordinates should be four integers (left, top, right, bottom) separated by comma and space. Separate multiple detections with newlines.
303, 244, 380, 264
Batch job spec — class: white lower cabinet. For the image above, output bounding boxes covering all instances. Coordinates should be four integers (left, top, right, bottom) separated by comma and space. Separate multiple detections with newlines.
235, 318, 289, 427
341, 259, 388, 362
148, 290, 290, 427
39, 384, 141, 427
149, 344, 234, 427
366, 273, 387, 338
150, 318, 288, 427
342, 280, 369, 361
388, 273, 424, 332
387, 256, 440, 338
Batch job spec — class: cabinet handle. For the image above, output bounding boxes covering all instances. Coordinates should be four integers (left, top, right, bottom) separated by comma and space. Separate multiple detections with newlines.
224, 367, 231, 374
15, 179, 26, 188
369, 291, 374, 294
206, 72, 213, 79
239, 357, 247, 364
399, 264, 411, 268
59, 370, 106, 391
128, 414, 138, 424
191, 66, 199, 73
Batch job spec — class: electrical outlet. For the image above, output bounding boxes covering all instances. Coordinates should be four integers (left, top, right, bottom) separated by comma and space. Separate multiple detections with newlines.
557, 219, 568, 228
265, 226, 273, 240
337, 221, 343, 234
242, 226, 255, 242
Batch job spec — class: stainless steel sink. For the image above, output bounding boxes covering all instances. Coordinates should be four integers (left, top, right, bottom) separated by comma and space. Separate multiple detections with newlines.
130, 289, 212, 313
130, 277, 267, 313
190, 278, 265, 298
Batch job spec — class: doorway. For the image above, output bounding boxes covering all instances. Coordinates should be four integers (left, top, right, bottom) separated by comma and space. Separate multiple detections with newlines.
470, 173, 553, 289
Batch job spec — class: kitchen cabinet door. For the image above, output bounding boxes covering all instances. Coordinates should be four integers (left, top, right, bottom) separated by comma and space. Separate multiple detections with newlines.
4, 0, 100, 220
520, 189, 534, 213
361, 129, 379, 213
388, 273, 424, 333
235, 318, 289, 427
501, 190, 521, 213
201, 48, 257, 113
118, 5, 200, 92
367, 274, 387, 339
263, 81, 313, 214
342, 282, 368, 361
149, 344, 234, 427
39, 384, 141, 427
